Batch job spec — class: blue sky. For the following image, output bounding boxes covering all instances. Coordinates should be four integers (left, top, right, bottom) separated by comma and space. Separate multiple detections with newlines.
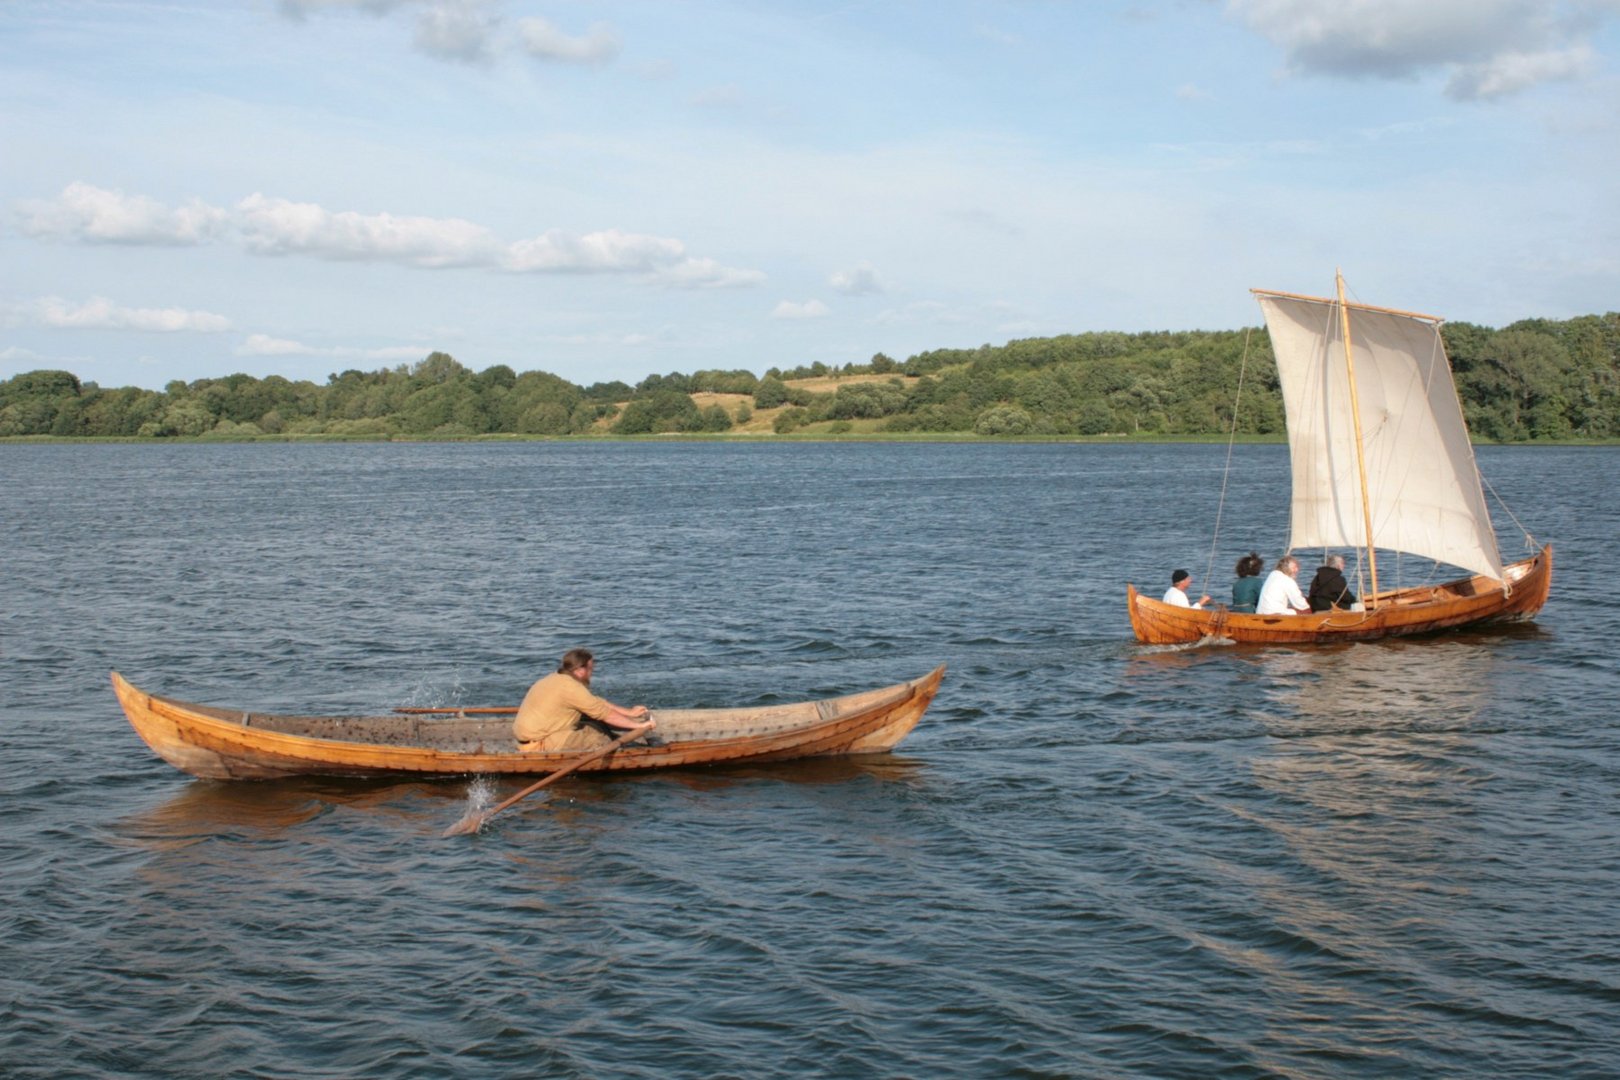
3, 0, 1618, 391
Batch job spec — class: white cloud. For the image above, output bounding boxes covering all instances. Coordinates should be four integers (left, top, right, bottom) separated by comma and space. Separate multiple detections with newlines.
504, 231, 765, 288
829, 263, 886, 296
24, 296, 231, 333
236, 333, 424, 360
502, 228, 685, 273
654, 257, 767, 289
415, 0, 500, 63
236, 333, 312, 356
516, 17, 620, 64
235, 193, 502, 267
771, 299, 830, 319
1228, 0, 1614, 100
17, 182, 227, 245
14, 184, 764, 287
280, 0, 502, 62
1446, 44, 1594, 100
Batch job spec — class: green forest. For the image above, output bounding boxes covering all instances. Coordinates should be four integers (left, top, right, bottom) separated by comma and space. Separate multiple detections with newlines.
4, 310, 1618, 441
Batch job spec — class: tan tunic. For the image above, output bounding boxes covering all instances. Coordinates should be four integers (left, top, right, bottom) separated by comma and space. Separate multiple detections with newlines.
513, 672, 614, 751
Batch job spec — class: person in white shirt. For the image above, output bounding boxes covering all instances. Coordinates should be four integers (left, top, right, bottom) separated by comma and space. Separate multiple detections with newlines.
1162, 568, 1211, 609
1256, 555, 1312, 615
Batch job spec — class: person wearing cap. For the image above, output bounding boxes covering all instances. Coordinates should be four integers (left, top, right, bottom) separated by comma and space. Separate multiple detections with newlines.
514, 648, 654, 752
1162, 568, 1211, 609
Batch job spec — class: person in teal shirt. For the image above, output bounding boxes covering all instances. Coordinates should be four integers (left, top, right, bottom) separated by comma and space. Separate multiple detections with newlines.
1230, 552, 1264, 612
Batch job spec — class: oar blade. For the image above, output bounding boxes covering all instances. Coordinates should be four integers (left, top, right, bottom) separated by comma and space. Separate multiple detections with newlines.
441, 810, 486, 838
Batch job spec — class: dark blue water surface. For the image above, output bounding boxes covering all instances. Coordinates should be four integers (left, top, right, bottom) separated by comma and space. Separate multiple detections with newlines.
3, 441, 1617, 1078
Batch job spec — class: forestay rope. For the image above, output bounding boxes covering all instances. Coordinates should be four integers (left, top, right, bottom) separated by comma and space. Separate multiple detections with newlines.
1204, 327, 1254, 593
1480, 471, 1540, 556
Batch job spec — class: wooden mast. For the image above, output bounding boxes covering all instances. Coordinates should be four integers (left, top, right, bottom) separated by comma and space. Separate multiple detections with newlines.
1336, 269, 1379, 607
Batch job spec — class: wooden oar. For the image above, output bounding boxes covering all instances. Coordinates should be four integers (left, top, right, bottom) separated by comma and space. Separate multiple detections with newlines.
441, 720, 655, 838
395, 705, 517, 715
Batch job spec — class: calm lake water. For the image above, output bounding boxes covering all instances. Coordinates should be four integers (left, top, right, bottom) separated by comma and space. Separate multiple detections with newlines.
3, 441, 1617, 1078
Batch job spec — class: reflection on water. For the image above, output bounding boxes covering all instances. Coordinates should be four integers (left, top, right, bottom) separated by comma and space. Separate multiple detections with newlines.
1235, 640, 1507, 998
1254, 637, 1498, 733
114, 754, 935, 850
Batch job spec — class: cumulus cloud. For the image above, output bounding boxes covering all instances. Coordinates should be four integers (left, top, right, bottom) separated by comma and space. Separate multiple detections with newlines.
235, 193, 502, 267
17, 182, 227, 245
502, 228, 685, 273
771, 299, 830, 320
652, 257, 767, 289
1228, 0, 1612, 100
23, 296, 231, 333
516, 17, 621, 64
414, 0, 500, 63
14, 184, 763, 287
280, 0, 617, 67
829, 263, 886, 296
502, 230, 765, 288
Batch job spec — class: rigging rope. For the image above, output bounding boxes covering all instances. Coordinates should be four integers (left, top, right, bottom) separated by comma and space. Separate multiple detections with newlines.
1480, 470, 1539, 553
1205, 327, 1254, 594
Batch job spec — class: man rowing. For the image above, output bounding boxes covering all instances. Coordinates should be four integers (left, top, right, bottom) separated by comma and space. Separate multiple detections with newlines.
514, 648, 654, 752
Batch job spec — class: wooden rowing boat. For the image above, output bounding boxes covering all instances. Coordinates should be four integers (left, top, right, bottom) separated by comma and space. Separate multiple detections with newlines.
1127, 545, 1551, 645
1128, 273, 1552, 646
111, 666, 945, 781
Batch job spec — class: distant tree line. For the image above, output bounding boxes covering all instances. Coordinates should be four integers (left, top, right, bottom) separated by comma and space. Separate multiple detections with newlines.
3, 312, 1617, 440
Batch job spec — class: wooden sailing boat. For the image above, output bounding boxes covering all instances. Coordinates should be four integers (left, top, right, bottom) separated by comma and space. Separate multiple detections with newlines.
1128, 273, 1552, 645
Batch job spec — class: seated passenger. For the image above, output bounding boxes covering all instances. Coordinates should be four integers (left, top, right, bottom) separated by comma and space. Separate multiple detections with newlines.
1307, 554, 1358, 612
1256, 555, 1311, 615
1230, 552, 1264, 613
1162, 568, 1211, 609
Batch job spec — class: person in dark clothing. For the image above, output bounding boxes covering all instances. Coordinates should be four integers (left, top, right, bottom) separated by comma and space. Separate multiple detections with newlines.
1307, 554, 1357, 612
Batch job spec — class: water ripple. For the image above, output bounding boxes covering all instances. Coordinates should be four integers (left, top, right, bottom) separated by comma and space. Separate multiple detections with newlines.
2, 442, 1618, 1077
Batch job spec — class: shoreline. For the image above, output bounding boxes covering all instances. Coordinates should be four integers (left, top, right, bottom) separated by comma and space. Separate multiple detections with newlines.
3, 432, 1614, 447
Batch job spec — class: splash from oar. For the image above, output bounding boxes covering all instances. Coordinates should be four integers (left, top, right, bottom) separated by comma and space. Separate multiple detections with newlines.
444, 777, 497, 836
442, 721, 655, 838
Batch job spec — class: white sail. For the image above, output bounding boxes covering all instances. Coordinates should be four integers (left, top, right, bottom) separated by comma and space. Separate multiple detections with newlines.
1255, 290, 1504, 581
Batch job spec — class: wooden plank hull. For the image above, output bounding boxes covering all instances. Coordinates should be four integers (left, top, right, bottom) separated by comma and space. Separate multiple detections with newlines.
1126, 545, 1552, 645
111, 666, 945, 781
